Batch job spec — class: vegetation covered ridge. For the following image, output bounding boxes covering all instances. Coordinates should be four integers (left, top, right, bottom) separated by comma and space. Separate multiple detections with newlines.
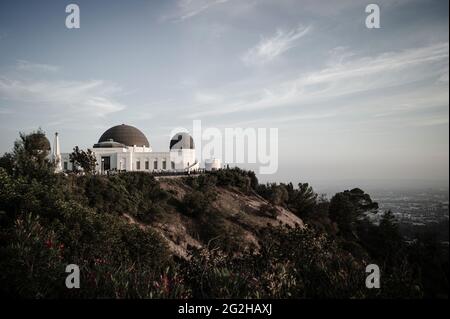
0, 130, 448, 298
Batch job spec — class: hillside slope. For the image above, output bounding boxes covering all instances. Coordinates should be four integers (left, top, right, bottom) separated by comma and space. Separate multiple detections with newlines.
124, 176, 304, 259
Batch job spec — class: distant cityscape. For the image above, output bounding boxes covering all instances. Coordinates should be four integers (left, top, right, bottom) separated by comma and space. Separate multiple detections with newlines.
314, 184, 449, 244
371, 188, 448, 224
370, 188, 449, 243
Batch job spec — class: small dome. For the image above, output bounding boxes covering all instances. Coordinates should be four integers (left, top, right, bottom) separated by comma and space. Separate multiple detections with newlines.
96, 124, 149, 148
170, 132, 194, 150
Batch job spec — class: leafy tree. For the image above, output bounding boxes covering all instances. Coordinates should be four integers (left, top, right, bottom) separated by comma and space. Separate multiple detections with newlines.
328, 188, 378, 238
359, 211, 405, 264
257, 183, 288, 206
290, 183, 317, 217
9, 130, 54, 180
69, 146, 97, 174
305, 195, 335, 234
379, 211, 403, 245
247, 170, 258, 190
0, 152, 14, 175
257, 182, 317, 217
408, 231, 449, 298
210, 168, 254, 193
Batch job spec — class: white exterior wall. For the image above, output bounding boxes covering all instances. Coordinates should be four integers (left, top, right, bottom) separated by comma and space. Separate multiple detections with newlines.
61, 153, 73, 171
170, 149, 196, 170
133, 152, 171, 172
205, 158, 222, 171
60, 146, 196, 173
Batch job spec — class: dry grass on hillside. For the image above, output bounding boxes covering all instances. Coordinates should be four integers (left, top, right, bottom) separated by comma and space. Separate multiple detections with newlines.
123, 177, 304, 259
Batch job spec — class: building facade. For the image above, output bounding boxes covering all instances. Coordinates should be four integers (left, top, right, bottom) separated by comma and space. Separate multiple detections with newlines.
58, 124, 199, 174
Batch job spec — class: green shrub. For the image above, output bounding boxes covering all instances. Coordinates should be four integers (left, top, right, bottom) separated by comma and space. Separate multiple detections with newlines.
182, 190, 214, 217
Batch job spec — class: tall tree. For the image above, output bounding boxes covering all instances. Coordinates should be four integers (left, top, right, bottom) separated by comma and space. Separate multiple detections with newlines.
291, 183, 318, 217
10, 129, 54, 180
328, 188, 378, 238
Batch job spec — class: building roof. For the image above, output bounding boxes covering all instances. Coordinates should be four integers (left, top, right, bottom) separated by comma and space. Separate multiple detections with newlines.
96, 124, 149, 148
92, 140, 126, 148
170, 132, 195, 150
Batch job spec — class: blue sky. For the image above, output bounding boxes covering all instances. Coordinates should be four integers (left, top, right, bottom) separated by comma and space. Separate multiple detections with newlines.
0, 0, 448, 188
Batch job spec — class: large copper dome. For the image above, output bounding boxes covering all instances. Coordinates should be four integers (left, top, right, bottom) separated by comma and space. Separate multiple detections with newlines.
96, 124, 149, 147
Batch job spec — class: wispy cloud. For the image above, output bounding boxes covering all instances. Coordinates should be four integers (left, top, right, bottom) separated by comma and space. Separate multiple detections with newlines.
0, 77, 125, 117
162, 0, 230, 22
16, 60, 60, 73
194, 91, 223, 104
0, 107, 12, 115
242, 25, 311, 66
410, 117, 449, 127
301, 42, 448, 87
189, 42, 449, 118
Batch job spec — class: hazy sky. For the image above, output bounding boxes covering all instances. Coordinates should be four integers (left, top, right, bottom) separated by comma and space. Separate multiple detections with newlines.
0, 0, 448, 189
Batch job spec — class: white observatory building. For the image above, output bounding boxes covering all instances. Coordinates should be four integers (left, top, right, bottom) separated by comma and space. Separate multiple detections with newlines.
59, 124, 199, 174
